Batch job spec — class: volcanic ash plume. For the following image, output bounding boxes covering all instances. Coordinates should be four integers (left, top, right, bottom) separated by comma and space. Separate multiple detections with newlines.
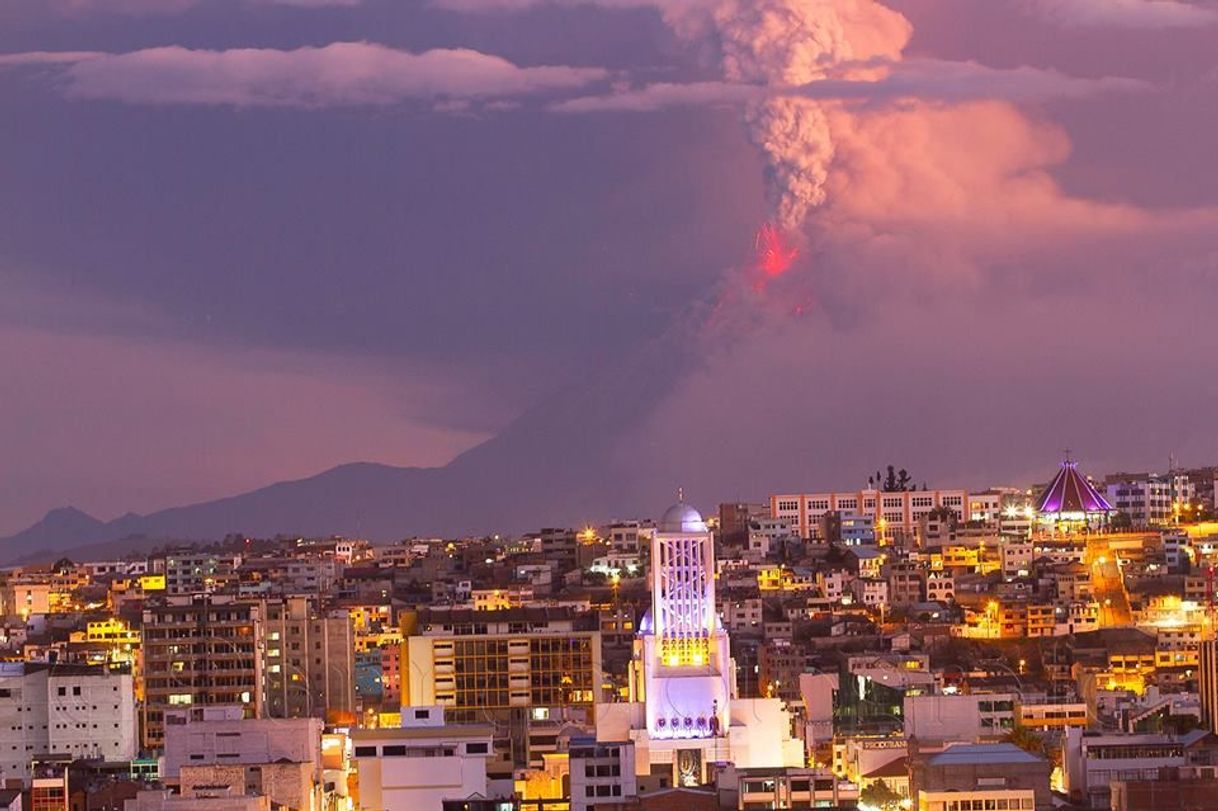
665, 0, 912, 234
745, 98, 834, 232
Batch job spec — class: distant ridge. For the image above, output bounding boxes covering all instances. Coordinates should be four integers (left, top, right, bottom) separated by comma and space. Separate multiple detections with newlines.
1, 324, 698, 565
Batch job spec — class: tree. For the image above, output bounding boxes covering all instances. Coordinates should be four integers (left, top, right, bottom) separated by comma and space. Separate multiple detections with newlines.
927, 505, 958, 524
1003, 725, 1048, 759
51, 557, 74, 575
859, 778, 904, 811
880, 465, 915, 492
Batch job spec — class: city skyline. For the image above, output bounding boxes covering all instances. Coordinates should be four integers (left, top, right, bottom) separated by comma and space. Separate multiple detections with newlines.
3, 0, 1218, 536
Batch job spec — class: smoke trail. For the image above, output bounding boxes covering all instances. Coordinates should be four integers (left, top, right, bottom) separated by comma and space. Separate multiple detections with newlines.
661, 0, 912, 233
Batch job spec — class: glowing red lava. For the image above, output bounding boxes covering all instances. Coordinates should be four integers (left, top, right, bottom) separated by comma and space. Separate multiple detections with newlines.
754, 222, 798, 279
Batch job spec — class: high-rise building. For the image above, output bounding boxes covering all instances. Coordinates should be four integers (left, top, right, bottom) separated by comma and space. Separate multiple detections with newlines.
141, 595, 264, 748
261, 596, 355, 720
596, 499, 804, 786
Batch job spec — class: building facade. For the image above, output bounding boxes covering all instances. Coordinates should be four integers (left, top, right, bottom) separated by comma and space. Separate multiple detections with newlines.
141, 595, 264, 748
0, 663, 136, 782
770, 490, 970, 543
262, 596, 355, 720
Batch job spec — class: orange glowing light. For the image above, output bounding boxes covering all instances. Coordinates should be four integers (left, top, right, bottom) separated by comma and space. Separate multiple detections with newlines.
754, 222, 798, 279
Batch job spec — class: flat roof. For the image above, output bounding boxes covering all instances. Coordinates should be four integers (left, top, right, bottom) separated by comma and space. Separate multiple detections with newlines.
350, 724, 495, 742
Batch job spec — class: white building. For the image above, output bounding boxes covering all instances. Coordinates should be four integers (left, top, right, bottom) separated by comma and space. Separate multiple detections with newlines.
851, 578, 889, 608
1105, 474, 1173, 527
349, 706, 500, 811
568, 737, 637, 811
161, 706, 322, 781
771, 490, 970, 543
595, 500, 803, 785
606, 521, 653, 555
903, 693, 1017, 743
1002, 540, 1034, 578
0, 663, 136, 782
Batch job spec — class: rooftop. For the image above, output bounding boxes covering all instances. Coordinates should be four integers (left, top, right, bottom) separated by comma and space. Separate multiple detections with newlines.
927, 743, 1044, 766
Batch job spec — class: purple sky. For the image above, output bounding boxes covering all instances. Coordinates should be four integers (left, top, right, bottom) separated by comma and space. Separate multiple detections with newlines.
2, 0, 1218, 534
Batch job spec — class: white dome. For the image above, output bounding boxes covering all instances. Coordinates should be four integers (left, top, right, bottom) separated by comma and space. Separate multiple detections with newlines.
659, 501, 707, 533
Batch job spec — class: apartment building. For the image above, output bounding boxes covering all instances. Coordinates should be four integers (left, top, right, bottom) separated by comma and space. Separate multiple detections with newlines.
569, 738, 638, 811
141, 595, 264, 748
262, 597, 355, 720
0, 663, 136, 782
1105, 474, 1174, 527
163, 554, 235, 595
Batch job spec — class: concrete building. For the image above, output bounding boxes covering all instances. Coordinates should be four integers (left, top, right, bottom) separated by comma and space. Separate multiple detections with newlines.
569, 738, 637, 811
161, 706, 322, 781
1111, 765, 1218, 811
349, 708, 499, 811
0, 663, 136, 782
124, 789, 268, 811
1105, 473, 1173, 527
771, 489, 970, 543
595, 500, 804, 786
163, 554, 233, 595
1063, 728, 1218, 809
178, 761, 319, 811
141, 596, 264, 748
718, 766, 857, 810
903, 693, 1018, 743
910, 743, 1051, 811
262, 596, 355, 720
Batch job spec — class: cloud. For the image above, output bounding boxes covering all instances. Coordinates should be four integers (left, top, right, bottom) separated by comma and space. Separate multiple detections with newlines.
47, 0, 359, 14
553, 60, 1149, 112
0, 43, 608, 108
0, 51, 105, 66
1020, 0, 1218, 28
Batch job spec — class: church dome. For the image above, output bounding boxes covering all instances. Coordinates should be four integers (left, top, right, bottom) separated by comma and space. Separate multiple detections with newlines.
660, 501, 707, 533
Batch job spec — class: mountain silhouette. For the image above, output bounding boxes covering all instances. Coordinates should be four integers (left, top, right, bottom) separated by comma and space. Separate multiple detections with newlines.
0, 323, 702, 565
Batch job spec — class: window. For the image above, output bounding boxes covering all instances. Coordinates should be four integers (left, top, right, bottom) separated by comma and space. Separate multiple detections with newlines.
353, 746, 377, 757
381, 745, 406, 757
466, 742, 489, 754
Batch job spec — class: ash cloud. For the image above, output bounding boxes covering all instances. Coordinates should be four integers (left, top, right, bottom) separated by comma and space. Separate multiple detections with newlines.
0, 43, 608, 109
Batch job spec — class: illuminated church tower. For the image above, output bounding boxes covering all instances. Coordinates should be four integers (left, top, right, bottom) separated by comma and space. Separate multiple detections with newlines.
640, 499, 732, 740
597, 497, 804, 784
